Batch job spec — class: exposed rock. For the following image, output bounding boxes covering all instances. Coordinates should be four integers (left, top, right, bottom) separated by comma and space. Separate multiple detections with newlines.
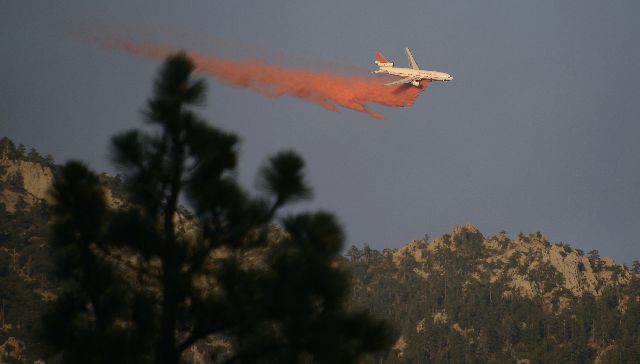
392, 224, 631, 304
0, 189, 38, 213
0, 160, 54, 203
0, 337, 26, 362
432, 310, 448, 324
392, 239, 429, 264
392, 336, 407, 358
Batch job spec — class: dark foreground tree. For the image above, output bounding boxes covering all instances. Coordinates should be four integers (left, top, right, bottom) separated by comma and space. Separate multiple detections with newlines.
43, 54, 393, 363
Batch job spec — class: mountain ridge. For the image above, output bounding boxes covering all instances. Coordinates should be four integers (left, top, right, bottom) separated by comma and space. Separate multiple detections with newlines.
1, 137, 639, 363
347, 225, 640, 362
392, 224, 631, 302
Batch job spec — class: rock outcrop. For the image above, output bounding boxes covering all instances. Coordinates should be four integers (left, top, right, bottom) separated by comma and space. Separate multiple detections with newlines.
393, 224, 630, 302
0, 159, 54, 212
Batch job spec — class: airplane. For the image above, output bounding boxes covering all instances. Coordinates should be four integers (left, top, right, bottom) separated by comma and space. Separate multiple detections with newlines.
374, 47, 453, 86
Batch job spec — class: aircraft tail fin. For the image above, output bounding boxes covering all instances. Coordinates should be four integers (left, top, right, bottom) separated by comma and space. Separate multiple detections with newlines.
375, 52, 389, 63
405, 47, 420, 70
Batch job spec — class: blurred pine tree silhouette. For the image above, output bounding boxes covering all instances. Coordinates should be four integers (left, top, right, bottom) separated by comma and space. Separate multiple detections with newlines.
43, 53, 393, 364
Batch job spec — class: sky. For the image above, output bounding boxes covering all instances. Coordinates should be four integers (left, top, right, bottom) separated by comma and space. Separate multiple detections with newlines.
2, 1, 640, 263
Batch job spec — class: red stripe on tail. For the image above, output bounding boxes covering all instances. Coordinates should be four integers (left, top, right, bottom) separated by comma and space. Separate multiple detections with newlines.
375, 52, 388, 63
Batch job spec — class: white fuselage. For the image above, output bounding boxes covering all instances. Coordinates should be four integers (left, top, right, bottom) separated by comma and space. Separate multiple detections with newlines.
375, 64, 453, 83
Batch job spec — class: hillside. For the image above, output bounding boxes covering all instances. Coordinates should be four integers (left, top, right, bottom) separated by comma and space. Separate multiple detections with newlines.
347, 225, 640, 363
1, 137, 639, 363
0, 138, 129, 363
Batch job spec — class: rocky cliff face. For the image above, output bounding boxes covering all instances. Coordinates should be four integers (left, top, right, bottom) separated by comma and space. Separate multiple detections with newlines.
0, 159, 55, 212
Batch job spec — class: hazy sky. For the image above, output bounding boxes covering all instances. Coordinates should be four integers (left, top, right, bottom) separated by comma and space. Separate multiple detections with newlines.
2, 1, 640, 263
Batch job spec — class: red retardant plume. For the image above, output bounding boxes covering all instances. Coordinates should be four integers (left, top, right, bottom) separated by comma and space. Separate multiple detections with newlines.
111, 41, 428, 119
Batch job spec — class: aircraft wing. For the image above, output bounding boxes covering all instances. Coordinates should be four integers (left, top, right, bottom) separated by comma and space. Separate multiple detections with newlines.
405, 48, 420, 70
384, 75, 421, 86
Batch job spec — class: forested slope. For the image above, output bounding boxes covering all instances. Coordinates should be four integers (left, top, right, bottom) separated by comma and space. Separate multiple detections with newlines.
347, 225, 640, 363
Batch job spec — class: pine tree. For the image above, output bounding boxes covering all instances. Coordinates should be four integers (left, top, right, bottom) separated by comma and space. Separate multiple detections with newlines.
44, 53, 392, 363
